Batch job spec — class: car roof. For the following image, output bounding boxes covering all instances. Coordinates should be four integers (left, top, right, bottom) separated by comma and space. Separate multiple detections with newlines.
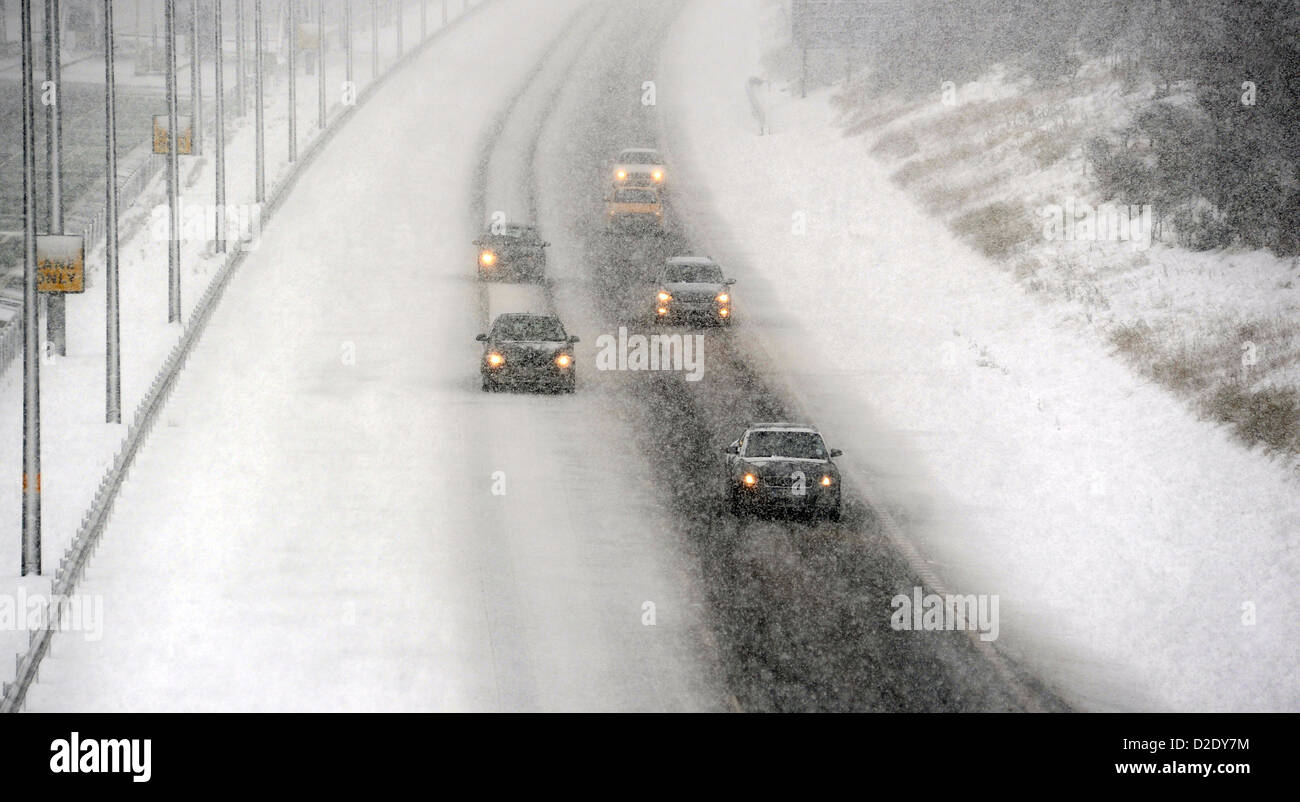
745, 422, 819, 433
665, 256, 716, 266
485, 223, 537, 236
493, 312, 561, 324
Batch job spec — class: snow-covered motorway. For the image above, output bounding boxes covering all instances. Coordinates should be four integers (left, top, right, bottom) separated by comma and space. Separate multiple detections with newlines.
24, 0, 1059, 712
26, 0, 723, 713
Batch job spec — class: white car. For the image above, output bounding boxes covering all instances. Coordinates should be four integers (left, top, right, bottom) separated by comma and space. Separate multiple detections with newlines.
609, 148, 665, 188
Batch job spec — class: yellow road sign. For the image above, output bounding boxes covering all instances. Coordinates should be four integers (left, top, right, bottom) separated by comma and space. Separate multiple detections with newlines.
36, 235, 85, 294
152, 114, 193, 155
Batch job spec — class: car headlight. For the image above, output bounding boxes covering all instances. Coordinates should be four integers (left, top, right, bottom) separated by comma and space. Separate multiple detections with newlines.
742, 473, 758, 487
555, 353, 572, 368
718, 308, 730, 317
479, 251, 496, 266
716, 292, 729, 303
652, 169, 664, 182
486, 352, 505, 367
615, 169, 627, 181
821, 475, 833, 487
657, 291, 672, 302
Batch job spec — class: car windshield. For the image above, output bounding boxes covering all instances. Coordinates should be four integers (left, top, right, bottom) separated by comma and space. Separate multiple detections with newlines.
619, 151, 661, 165
615, 189, 658, 204
491, 316, 566, 341
664, 264, 723, 283
743, 431, 828, 460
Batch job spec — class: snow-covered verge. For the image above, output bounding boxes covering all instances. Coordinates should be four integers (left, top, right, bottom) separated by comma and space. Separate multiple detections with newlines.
0, 0, 475, 698
659, 0, 1299, 712
816, 26, 1300, 467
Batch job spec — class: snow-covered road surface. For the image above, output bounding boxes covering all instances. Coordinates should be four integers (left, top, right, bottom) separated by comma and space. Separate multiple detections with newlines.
24, 0, 724, 712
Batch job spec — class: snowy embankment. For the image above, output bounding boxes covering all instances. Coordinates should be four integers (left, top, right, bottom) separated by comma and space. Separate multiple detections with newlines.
659, 0, 1299, 712
0, 0, 471, 698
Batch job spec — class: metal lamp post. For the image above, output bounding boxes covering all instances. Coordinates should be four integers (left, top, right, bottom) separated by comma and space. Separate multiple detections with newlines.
287, 0, 296, 162
190, 0, 201, 156
215, 0, 226, 252
21, 0, 42, 575
254, 0, 264, 201
105, 0, 121, 423
317, 0, 325, 129
45, 0, 66, 356
165, 0, 181, 322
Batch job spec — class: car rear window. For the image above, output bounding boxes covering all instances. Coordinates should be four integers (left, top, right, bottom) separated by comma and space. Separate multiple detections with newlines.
743, 431, 828, 460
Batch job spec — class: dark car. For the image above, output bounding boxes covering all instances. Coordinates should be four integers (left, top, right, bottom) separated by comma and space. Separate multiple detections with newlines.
652, 256, 734, 326
476, 313, 579, 393
724, 423, 843, 520
474, 223, 549, 282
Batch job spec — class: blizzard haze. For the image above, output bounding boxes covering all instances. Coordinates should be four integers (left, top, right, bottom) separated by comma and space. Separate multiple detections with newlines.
0, 0, 1296, 714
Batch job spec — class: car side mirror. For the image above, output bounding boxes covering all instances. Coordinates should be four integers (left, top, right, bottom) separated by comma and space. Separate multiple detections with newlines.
725, 278, 736, 285
542, 241, 551, 247
567, 335, 580, 343
724, 444, 739, 454
830, 449, 843, 457
475, 334, 487, 342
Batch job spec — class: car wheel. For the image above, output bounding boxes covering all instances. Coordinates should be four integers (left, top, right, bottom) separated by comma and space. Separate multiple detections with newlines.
825, 503, 842, 522
728, 488, 743, 516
